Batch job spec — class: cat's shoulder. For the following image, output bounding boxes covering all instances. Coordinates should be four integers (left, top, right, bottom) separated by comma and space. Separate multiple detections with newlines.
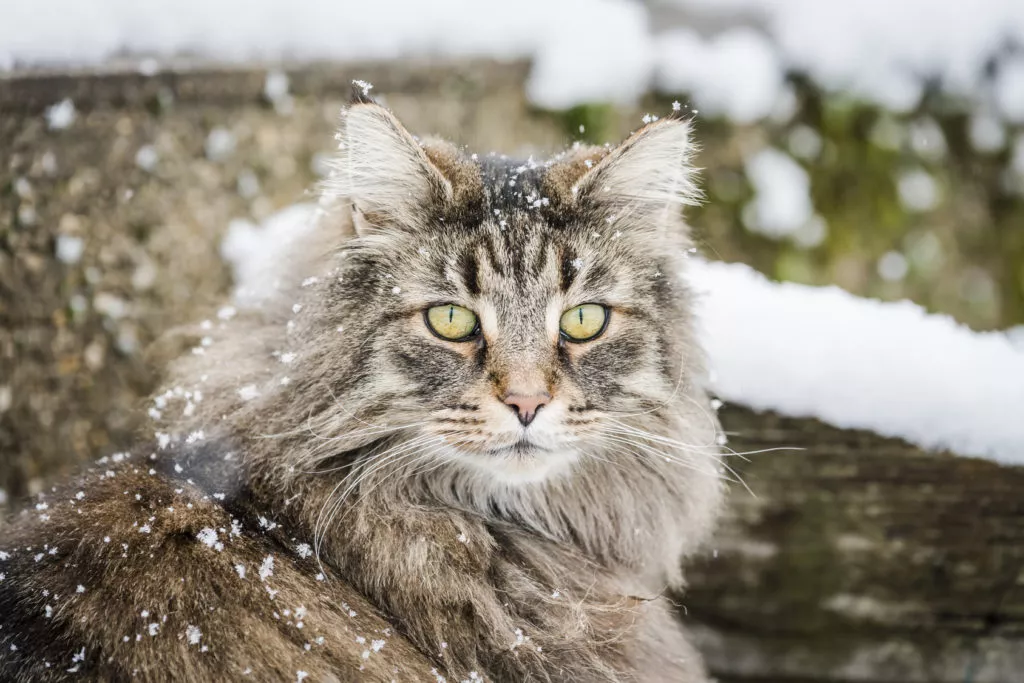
0, 460, 438, 681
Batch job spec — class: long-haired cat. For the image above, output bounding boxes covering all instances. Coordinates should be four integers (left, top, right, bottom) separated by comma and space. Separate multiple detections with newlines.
0, 90, 724, 682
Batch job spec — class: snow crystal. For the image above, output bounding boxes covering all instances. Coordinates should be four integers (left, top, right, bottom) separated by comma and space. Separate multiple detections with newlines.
185, 625, 202, 645
76, 584, 85, 593
688, 259, 1024, 464
295, 543, 312, 559
45, 99, 76, 130
204, 127, 236, 162
235, 564, 247, 579
237, 385, 260, 402
259, 555, 274, 581
296, 672, 309, 682
135, 145, 159, 172
148, 623, 160, 636
264, 70, 290, 101
55, 235, 85, 264
196, 528, 224, 552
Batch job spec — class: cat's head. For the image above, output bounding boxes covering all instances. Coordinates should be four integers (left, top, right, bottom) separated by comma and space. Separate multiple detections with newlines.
280, 98, 706, 484
174, 95, 713, 502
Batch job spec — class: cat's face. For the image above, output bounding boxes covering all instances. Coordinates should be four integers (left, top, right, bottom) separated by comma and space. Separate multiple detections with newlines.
314, 102, 700, 484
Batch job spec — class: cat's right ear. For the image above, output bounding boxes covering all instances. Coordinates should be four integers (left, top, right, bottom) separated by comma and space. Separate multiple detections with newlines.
324, 95, 453, 235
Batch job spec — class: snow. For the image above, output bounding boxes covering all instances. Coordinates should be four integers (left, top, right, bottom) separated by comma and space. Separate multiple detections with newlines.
4, 0, 1024, 117
221, 204, 320, 308
742, 148, 814, 238
45, 98, 76, 130
896, 169, 941, 213
55, 235, 85, 264
968, 112, 1007, 153
688, 259, 1024, 464
259, 555, 274, 581
655, 27, 784, 124
994, 56, 1024, 123
876, 251, 909, 282
672, 0, 1024, 112
196, 528, 223, 551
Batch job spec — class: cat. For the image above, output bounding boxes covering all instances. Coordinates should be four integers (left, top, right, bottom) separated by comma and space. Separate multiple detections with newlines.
0, 89, 725, 682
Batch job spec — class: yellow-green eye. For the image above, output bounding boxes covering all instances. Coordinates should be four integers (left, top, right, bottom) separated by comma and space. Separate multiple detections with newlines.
560, 304, 608, 342
425, 304, 479, 341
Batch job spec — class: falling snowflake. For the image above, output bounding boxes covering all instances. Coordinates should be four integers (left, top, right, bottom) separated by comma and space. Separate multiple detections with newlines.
196, 528, 223, 552
259, 555, 275, 581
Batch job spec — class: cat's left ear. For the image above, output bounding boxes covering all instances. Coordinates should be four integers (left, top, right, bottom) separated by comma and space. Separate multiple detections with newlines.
324, 91, 453, 235
551, 116, 700, 233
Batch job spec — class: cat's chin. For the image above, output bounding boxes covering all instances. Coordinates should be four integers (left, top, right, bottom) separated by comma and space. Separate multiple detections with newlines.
454, 445, 579, 485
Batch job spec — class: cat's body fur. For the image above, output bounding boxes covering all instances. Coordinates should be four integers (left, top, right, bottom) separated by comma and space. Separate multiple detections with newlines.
1, 95, 724, 682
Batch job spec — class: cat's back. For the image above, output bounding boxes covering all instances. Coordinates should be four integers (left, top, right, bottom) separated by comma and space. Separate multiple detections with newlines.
0, 457, 437, 682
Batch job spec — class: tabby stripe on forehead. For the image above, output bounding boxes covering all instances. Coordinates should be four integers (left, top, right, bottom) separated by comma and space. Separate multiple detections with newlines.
559, 248, 578, 292
531, 232, 551, 277
459, 250, 480, 295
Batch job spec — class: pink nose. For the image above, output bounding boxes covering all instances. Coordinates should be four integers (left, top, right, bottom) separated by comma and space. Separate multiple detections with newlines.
503, 393, 551, 427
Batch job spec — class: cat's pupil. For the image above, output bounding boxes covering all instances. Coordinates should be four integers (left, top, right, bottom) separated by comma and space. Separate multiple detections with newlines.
578, 308, 584, 325
449, 306, 454, 324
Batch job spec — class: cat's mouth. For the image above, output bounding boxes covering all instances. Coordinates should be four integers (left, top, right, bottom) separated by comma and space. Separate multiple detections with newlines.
487, 439, 550, 457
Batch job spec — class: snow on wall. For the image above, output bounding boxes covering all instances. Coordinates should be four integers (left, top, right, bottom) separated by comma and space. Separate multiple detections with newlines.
3, 0, 1024, 118
668, 0, 1024, 114
224, 206, 1024, 465
689, 258, 1024, 465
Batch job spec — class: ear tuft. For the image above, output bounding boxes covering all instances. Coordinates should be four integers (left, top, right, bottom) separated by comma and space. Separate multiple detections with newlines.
324, 101, 453, 234
349, 79, 376, 106
571, 118, 700, 230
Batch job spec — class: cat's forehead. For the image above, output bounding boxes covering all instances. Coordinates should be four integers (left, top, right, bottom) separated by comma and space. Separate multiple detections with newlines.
478, 155, 550, 216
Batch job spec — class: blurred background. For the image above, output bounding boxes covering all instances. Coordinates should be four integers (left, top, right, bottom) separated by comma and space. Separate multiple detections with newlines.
2, 1, 1023, 681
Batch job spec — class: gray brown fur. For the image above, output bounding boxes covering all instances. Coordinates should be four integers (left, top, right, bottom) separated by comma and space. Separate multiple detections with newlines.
1, 97, 723, 682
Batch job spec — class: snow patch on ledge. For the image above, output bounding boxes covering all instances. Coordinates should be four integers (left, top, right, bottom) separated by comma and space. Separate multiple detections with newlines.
688, 259, 1024, 464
